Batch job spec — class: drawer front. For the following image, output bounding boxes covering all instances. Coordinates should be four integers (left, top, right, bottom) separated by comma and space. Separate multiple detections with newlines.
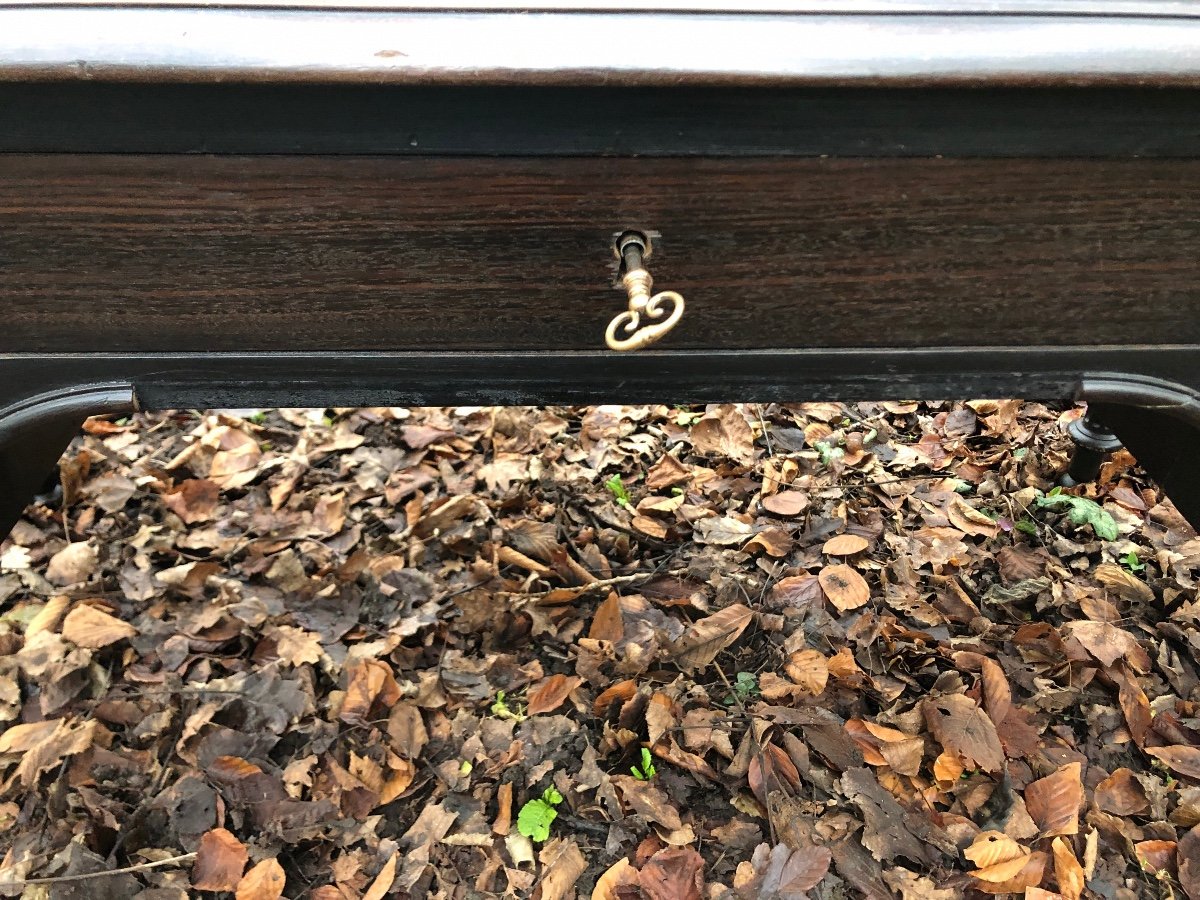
0, 155, 1196, 354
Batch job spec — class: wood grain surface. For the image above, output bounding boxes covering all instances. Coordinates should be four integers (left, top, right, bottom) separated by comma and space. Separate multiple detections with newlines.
1, 154, 1196, 354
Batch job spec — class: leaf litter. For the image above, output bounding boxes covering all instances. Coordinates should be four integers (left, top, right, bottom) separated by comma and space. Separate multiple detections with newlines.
0, 400, 1193, 898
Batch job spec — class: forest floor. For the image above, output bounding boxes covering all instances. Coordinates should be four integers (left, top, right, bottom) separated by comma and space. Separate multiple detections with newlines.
0, 400, 1196, 900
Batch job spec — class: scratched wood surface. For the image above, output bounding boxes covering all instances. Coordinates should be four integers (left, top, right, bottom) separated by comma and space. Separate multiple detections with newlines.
1, 154, 1196, 353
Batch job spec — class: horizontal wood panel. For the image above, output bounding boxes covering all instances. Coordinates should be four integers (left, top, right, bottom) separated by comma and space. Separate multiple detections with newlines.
0, 155, 1197, 353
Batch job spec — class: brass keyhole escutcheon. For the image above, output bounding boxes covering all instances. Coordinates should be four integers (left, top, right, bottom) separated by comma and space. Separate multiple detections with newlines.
605, 231, 685, 352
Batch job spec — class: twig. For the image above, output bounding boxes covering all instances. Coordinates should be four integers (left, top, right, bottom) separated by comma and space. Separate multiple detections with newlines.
1, 851, 196, 888
498, 571, 658, 602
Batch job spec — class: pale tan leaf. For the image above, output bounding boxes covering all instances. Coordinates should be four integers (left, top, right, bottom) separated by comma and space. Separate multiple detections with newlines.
821, 534, 869, 556
362, 853, 397, 900
1062, 620, 1151, 673
818, 564, 870, 611
538, 838, 588, 900
947, 495, 1000, 538
61, 604, 138, 649
1025, 762, 1082, 837
1093, 562, 1154, 604
25, 595, 69, 638
783, 649, 828, 695
1051, 837, 1085, 900
964, 831, 1027, 870
236, 858, 286, 900
45, 542, 98, 586
7, 718, 96, 788
193, 828, 248, 892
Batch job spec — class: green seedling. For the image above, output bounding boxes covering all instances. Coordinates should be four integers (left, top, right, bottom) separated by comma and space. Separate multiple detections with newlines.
724, 671, 759, 706
490, 691, 526, 722
517, 786, 563, 843
1120, 551, 1146, 573
1034, 487, 1118, 541
631, 747, 657, 781
816, 441, 843, 468
604, 474, 632, 508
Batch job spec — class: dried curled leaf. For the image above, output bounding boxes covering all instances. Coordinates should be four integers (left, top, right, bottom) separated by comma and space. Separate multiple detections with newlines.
1092, 562, 1154, 604
965, 831, 1031, 883
1148, 745, 1200, 779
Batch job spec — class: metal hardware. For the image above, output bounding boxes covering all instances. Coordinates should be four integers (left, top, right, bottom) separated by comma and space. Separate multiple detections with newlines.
1060, 412, 1124, 486
605, 232, 685, 352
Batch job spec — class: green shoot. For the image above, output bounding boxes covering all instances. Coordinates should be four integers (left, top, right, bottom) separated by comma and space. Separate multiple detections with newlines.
631, 747, 657, 781
517, 787, 563, 842
604, 474, 632, 508
724, 671, 759, 706
490, 691, 526, 722
1121, 551, 1146, 573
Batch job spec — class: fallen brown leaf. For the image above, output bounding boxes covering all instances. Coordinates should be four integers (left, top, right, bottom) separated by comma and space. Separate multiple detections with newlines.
62, 603, 137, 649
526, 674, 581, 717
670, 604, 754, 673
923, 693, 1005, 773
1024, 762, 1082, 837
1051, 837, 1085, 900
821, 534, 869, 556
638, 846, 705, 900
817, 564, 870, 611
236, 858, 286, 900
193, 828, 248, 892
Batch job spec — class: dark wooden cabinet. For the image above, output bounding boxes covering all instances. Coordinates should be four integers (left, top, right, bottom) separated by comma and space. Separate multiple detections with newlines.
6, 1, 1200, 534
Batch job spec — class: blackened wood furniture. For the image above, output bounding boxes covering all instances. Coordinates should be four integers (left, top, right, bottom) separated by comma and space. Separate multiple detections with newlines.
4, 1, 1200, 535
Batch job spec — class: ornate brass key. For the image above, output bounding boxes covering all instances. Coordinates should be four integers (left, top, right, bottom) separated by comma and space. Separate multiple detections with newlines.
605, 232, 685, 352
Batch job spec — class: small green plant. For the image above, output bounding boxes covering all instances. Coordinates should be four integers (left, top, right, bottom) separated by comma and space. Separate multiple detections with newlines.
247, 411, 269, 425
1034, 487, 1118, 541
724, 671, 759, 706
1015, 517, 1038, 536
1120, 550, 1146, 573
517, 787, 563, 842
816, 441, 844, 468
604, 474, 632, 508
631, 747, 657, 781
490, 691, 526, 722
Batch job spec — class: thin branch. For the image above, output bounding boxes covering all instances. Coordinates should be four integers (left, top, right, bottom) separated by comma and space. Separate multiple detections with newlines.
1, 851, 196, 888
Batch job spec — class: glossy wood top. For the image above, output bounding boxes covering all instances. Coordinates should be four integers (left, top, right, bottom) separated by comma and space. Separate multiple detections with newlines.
5, 2, 1200, 86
